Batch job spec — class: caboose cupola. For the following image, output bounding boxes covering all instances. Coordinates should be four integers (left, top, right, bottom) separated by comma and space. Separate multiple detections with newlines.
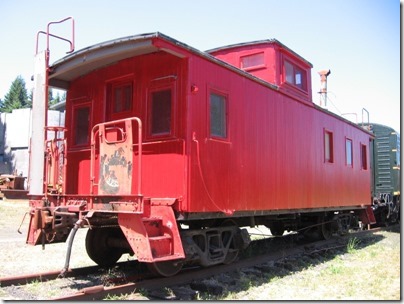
207, 39, 313, 104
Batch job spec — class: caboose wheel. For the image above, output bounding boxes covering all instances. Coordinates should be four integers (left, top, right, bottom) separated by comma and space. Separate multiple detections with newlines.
223, 247, 239, 264
85, 227, 124, 267
303, 215, 333, 241
147, 260, 183, 277
220, 219, 240, 264
319, 215, 333, 240
320, 221, 332, 240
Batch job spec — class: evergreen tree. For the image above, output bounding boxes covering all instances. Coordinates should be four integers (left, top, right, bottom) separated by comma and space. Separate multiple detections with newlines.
48, 89, 54, 105
25, 87, 59, 108
0, 76, 29, 112
1, 77, 67, 112
50, 92, 61, 106
27, 89, 33, 108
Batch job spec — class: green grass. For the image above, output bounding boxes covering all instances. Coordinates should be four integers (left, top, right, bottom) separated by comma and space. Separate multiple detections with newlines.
347, 237, 360, 253
104, 293, 129, 300
98, 230, 399, 301
220, 230, 400, 300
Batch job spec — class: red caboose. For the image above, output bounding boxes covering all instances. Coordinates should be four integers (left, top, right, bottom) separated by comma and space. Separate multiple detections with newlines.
27, 23, 375, 276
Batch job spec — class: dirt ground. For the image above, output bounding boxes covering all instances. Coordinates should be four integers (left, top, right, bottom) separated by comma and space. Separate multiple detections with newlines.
0, 199, 96, 277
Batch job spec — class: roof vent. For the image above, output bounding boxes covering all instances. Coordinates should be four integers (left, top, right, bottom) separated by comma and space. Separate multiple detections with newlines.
318, 69, 331, 109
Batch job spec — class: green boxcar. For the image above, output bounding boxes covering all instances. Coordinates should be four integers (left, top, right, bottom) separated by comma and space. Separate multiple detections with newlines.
361, 123, 400, 224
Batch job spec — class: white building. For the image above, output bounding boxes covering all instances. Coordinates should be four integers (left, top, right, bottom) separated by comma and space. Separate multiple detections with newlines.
0, 108, 65, 185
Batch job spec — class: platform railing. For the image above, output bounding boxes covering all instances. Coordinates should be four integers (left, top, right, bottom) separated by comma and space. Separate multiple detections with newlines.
44, 126, 67, 196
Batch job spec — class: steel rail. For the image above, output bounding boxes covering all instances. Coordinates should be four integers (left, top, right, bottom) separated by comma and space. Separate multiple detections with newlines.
53, 227, 385, 300
0, 265, 101, 287
0, 226, 386, 300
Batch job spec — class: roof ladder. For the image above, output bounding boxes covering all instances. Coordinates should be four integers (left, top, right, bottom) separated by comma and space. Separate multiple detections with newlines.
29, 17, 75, 197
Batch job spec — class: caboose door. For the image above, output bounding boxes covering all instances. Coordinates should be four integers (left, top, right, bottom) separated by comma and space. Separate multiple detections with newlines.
191, 91, 231, 213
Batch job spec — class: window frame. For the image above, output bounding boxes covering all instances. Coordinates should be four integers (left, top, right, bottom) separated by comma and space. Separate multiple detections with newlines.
345, 138, 353, 167
240, 52, 266, 71
209, 90, 229, 140
324, 129, 334, 163
360, 143, 368, 170
147, 83, 175, 139
71, 101, 92, 147
283, 59, 308, 92
106, 79, 134, 120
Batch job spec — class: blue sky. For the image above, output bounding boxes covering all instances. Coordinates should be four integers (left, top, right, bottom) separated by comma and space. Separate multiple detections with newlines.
0, 0, 400, 132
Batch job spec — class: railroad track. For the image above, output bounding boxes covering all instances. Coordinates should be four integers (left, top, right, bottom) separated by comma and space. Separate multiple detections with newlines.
0, 226, 387, 300
0, 265, 101, 288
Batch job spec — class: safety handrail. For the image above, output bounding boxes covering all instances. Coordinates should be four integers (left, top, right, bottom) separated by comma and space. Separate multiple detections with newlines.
362, 108, 370, 126
35, 17, 75, 55
103, 126, 127, 144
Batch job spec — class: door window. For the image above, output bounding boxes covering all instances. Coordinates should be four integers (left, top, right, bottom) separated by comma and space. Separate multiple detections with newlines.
210, 92, 227, 139
73, 105, 91, 146
107, 80, 133, 120
150, 88, 172, 136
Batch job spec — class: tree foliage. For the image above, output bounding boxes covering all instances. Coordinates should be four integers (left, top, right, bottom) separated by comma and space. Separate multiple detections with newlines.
0, 76, 29, 112
0, 76, 65, 112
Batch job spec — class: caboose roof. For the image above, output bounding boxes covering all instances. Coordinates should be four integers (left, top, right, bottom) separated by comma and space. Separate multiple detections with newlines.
48, 32, 279, 91
48, 32, 160, 89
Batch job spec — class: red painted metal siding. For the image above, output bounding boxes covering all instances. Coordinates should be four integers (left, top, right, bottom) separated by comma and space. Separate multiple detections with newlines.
187, 53, 371, 213
65, 51, 188, 200
62, 35, 371, 216
211, 44, 279, 85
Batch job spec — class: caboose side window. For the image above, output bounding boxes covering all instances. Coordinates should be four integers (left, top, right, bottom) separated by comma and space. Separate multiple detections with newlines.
151, 89, 172, 135
324, 130, 334, 163
210, 93, 227, 139
107, 80, 133, 121
285, 61, 294, 84
240, 52, 265, 71
346, 138, 353, 167
74, 106, 90, 146
361, 143, 368, 170
112, 82, 132, 114
284, 60, 307, 91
